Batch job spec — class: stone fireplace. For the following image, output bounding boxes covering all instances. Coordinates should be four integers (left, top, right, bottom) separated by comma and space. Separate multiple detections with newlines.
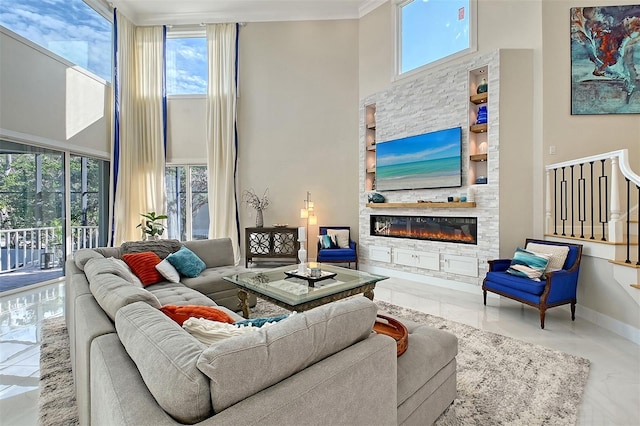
370, 215, 477, 245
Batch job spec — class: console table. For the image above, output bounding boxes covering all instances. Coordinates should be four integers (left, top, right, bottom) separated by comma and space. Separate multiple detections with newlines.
245, 227, 300, 267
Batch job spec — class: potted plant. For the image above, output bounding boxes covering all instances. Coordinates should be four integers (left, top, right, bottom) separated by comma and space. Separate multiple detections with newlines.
242, 188, 270, 227
137, 212, 168, 240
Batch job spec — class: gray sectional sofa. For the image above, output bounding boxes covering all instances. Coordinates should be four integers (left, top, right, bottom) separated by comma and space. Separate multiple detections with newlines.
65, 237, 458, 425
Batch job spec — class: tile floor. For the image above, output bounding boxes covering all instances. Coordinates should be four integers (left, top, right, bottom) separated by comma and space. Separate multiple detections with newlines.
0, 277, 638, 425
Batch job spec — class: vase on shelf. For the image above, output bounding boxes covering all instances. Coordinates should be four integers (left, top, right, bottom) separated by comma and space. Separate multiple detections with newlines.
255, 209, 264, 227
477, 78, 488, 94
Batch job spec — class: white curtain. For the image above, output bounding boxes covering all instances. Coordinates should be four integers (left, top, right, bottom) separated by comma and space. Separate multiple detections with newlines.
111, 11, 167, 245
206, 23, 240, 263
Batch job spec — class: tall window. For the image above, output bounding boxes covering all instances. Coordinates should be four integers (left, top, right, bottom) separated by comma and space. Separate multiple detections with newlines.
397, 0, 476, 76
166, 36, 207, 95
0, 0, 112, 81
0, 140, 110, 292
166, 166, 209, 241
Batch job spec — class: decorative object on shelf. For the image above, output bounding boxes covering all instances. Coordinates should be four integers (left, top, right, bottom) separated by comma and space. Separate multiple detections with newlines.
477, 77, 488, 94
447, 196, 454, 202
476, 105, 488, 124
478, 141, 488, 154
467, 186, 475, 202
272, 223, 288, 228
242, 188, 270, 228
476, 176, 488, 184
460, 196, 467, 202
136, 211, 168, 240
368, 192, 386, 203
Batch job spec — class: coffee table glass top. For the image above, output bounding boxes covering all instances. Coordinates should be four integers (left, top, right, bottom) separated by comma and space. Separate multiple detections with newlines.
223, 263, 388, 307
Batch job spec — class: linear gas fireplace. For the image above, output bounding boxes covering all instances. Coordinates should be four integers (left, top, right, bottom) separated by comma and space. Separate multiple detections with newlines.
370, 215, 477, 245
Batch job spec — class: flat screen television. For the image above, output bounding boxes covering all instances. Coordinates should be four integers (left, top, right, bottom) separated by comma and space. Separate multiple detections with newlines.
375, 126, 462, 191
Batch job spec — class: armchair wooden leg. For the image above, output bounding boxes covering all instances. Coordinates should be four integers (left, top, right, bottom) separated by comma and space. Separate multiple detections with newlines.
571, 302, 576, 321
539, 309, 546, 329
483, 290, 487, 305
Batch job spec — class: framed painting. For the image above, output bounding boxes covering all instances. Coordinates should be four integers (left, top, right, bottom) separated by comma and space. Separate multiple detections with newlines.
570, 5, 640, 114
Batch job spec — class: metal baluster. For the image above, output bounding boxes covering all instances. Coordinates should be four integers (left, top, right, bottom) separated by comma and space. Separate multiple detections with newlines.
625, 178, 631, 264
598, 159, 608, 241
561, 167, 567, 236
637, 184, 640, 266
570, 165, 575, 237
554, 168, 558, 235
578, 163, 586, 238
589, 161, 595, 239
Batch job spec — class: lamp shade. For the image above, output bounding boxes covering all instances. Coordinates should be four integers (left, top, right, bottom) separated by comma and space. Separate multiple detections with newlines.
308, 214, 317, 225
300, 208, 308, 219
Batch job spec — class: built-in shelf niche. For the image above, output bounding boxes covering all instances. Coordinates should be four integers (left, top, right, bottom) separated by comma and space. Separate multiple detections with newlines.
365, 103, 377, 191
468, 66, 489, 185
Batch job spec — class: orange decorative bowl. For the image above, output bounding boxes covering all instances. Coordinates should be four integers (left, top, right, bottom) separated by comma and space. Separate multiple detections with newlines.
373, 314, 408, 356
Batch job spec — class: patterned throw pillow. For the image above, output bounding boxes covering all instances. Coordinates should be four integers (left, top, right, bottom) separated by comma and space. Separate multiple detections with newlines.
318, 234, 338, 249
525, 242, 570, 272
160, 305, 237, 326
234, 314, 290, 328
506, 248, 551, 281
166, 246, 206, 278
121, 251, 164, 286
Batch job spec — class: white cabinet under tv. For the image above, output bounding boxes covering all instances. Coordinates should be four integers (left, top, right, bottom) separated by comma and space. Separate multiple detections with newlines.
393, 248, 439, 271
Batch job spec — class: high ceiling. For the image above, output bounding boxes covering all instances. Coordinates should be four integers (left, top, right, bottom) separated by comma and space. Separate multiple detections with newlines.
110, 0, 387, 26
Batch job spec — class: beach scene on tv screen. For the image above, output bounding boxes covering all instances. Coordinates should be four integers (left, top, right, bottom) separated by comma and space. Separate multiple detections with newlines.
376, 127, 462, 191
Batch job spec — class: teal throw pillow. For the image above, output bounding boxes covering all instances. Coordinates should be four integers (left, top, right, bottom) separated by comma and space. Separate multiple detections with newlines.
167, 246, 206, 278
506, 248, 551, 281
234, 314, 289, 328
318, 234, 338, 249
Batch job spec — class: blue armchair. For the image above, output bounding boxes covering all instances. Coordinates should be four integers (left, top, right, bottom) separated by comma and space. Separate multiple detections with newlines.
482, 238, 583, 329
317, 226, 358, 269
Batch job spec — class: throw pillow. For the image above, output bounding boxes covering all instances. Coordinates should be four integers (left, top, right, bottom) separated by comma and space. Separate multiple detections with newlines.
525, 242, 570, 272
166, 246, 206, 278
318, 234, 338, 249
160, 305, 237, 326
183, 317, 257, 346
234, 314, 291, 328
122, 251, 164, 286
506, 248, 551, 281
326, 229, 350, 248
120, 239, 182, 259
155, 258, 180, 283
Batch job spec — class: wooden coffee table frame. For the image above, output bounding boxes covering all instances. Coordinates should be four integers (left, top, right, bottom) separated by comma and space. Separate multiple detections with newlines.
236, 282, 376, 318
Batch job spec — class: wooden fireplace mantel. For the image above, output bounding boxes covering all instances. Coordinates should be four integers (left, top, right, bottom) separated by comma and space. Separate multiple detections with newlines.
366, 202, 476, 209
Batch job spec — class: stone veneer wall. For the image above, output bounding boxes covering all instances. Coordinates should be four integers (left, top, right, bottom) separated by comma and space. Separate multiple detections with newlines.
359, 50, 501, 287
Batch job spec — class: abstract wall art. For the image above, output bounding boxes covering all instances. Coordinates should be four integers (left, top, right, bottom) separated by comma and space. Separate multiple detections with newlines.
571, 5, 640, 114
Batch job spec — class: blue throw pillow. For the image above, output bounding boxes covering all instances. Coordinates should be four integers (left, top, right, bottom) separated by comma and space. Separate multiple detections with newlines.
234, 314, 289, 328
506, 248, 551, 281
166, 246, 206, 278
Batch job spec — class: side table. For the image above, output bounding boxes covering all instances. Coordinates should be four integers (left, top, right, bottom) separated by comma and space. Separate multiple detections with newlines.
245, 227, 300, 267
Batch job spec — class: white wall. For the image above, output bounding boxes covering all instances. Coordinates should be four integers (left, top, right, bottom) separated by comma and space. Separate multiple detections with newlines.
0, 28, 110, 157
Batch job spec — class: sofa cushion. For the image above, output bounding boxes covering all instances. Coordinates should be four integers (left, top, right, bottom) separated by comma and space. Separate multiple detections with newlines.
84, 257, 141, 287
145, 282, 218, 306
180, 266, 241, 294
166, 246, 206, 278
183, 318, 258, 345
74, 249, 104, 271
88, 272, 161, 321
160, 305, 236, 326
183, 238, 234, 268
326, 229, 350, 248
121, 239, 182, 259
92, 246, 122, 258
115, 302, 212, 424
122, 252, 164, 286
196, 297, 377, 413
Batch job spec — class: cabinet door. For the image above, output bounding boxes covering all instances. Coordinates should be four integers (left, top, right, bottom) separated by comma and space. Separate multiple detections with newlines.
393, 248, 416, 267
443, 254, 478, 277
369, 246, 391, 263
414, 251, 439, 271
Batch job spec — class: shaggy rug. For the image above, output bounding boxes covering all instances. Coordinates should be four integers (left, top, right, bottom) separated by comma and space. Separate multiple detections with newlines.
39, 300, 590, 425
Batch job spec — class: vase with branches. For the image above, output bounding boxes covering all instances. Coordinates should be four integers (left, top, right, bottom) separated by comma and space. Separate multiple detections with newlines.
136, 212, 168, 240
242, 188, 270, 227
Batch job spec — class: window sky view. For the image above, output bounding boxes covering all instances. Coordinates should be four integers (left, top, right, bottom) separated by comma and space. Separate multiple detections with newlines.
0, 0, 112, 81
166, 37, 207, 95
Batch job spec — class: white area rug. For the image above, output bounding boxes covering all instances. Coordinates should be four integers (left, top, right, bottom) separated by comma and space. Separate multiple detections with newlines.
40, 299, 590, 425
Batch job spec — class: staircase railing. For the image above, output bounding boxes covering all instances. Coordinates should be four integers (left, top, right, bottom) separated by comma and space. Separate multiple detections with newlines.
545, 149, 639, 265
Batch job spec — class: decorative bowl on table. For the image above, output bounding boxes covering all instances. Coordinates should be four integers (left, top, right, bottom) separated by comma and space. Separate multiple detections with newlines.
272, 224, 288, 228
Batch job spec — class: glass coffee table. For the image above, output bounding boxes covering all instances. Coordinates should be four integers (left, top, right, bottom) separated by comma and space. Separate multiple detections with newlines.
223, 263, 388, 318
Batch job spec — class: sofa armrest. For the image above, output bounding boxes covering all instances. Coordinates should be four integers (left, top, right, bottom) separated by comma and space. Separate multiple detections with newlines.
545, 269, 579, 304
183, 238, 235, 268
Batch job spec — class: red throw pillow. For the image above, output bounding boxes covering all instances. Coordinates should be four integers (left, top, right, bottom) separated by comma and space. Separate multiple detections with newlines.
160, 305, 237, 326
122, 252, 163, 286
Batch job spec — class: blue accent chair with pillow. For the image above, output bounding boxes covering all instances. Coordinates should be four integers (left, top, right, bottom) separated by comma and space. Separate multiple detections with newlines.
317, 226, 358, 269
482, 238, 583, 329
